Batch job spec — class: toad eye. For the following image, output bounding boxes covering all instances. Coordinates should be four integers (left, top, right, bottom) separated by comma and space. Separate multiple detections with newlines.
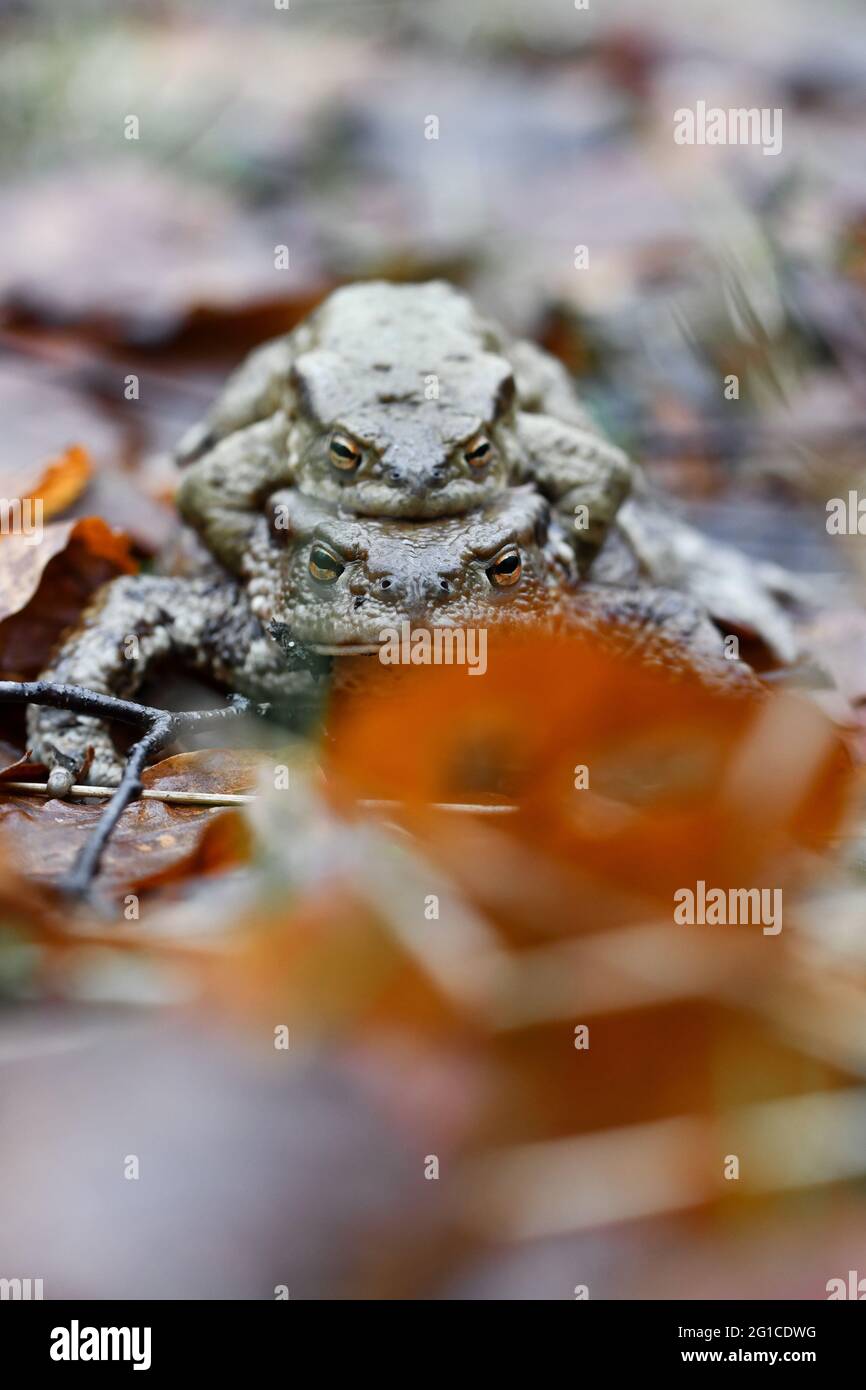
486, 547, 522, 588
464, 433, 493, 468
309, 544, 345, 583
329, 431, 364, 473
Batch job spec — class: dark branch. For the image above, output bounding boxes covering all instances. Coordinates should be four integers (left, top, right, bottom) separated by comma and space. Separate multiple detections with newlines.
0, 681, 265, 904
0, 681, 163, 727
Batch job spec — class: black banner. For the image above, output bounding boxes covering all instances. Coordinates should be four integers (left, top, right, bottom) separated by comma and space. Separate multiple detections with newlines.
2, 1299, 861, 1374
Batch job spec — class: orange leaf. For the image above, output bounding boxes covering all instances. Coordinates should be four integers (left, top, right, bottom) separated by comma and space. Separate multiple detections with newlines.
23, 444, 92, 520
326, 632, 852, 928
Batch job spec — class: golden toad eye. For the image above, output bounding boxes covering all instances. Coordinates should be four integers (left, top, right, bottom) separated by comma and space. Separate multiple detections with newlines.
329, 432, 364, 472
486, 548, 522, 588
309, 544, 345, 583
464, 433, 493, 468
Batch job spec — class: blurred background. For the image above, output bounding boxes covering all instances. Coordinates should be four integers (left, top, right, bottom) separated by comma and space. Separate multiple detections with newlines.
0, 0, 865, 1299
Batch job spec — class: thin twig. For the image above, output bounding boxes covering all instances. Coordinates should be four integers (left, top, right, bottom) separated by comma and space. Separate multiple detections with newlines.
0, 780, 518, 815
361, 798, 517, 816
0, 781, 256, 806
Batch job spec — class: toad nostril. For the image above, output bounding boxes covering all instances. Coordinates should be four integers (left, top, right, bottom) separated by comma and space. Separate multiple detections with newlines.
353, 595, 366, 609
387, 469, 403, 485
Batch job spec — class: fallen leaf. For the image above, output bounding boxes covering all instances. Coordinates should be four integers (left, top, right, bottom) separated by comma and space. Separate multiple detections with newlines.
0, 748, 265, 897
0, 748, 46, 782
140, 748, 268, 799
0, 443, 91, 529
0, 834, 69, 949
24, 445, 92, 520
0, 516, 136, 683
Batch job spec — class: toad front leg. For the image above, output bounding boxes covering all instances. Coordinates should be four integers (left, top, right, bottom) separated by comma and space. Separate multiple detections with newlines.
26, 572, 311, 794
29, 572, 241, 795
28, 575, 190, 792
515, 411, 632, 568
175, 413, 294, 574
510, 337, 633, 568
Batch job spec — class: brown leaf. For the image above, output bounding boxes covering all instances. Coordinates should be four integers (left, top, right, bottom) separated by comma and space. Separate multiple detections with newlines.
0, 748, 46, 782
0, 516, 136, 682
0, 748, 265, 897
0, 833, 68, 944
140, 748, 268, 799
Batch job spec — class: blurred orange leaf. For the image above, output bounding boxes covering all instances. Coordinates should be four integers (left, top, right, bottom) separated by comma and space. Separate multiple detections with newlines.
326, 632, 852, 925
24, 444, 92, 520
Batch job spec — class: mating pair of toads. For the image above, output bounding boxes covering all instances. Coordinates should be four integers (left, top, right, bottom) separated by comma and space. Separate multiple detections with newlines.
29, 281, 801, 791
